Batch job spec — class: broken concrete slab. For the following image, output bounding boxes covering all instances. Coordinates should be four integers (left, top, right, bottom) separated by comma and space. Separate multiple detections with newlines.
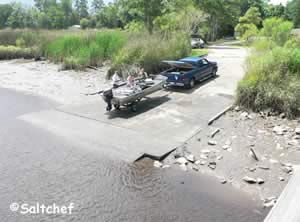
208, 140, 218, 146
243, 176, 257, 184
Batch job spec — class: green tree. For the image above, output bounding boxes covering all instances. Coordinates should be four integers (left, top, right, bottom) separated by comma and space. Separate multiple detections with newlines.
286, 0, 300, 27
24, 8, 40, 28
34, 0, 57, 12
240, 0, 267, 17
91, 0, 104, 14
235, 7, 261, 37
195, 0, 241, 40
80, 17, 89, 29
265, 4, 285, 18
47, 5, 65, 28
117, 0, 163, 33
154, 2, 206, 35
75, 0, 88, 19
60, 0, 73, 28
0, 4, 13, 29
7, 3, 26, 29
96, 3, 120, 28
260, 17, 293, 46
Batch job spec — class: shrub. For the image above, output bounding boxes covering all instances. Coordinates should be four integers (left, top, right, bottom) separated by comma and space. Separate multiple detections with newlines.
252, 38, 276, 51
16, 37, 26, 48
236, 18, 300, 117
241, 24, 258, 44
260, 17, 293, 46
80, 18, 89, 29
237, 47, 300, 117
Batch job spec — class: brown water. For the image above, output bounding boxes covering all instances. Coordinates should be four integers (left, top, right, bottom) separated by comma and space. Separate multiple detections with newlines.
0, 88, 268, 222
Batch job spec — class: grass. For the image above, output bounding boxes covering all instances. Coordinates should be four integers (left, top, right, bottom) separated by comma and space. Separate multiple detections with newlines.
236, 18, 300, 117
0, 29, 192, 74
0, 46, 37, 59
110, 32, 191, 78
190, 49, 208, 57
45, 31, 127, 69
236, 45, 300, 117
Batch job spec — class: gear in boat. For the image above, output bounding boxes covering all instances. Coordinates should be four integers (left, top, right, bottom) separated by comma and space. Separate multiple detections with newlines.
102, 75, 167, 112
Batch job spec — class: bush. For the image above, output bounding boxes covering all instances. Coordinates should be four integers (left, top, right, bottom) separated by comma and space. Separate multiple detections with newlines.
237, 47, 300, 117
111, 33, 190, 77
236, 18, 300, 117
260, 18, 293, 46
80, 18, 89, 29
241, 24, 258, 44
16, 37, 26, 48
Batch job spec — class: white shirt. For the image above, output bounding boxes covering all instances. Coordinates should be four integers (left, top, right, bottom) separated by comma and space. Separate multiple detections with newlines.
112, 73, 121, 85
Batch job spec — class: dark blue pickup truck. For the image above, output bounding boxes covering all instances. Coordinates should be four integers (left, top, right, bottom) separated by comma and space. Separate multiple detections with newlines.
161, 57, 218, 89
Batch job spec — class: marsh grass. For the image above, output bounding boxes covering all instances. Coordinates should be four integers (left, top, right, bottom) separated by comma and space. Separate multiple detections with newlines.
45, 31, 127, 69
0, 46, 37, 59
0, 29, 192, 73
111, 33, 191, 77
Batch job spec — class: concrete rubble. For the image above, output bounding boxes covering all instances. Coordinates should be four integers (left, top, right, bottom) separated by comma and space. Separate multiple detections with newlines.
156, 107, 299, 209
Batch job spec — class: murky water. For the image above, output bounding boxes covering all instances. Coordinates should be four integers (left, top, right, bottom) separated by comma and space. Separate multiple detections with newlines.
0, 88, 267, 222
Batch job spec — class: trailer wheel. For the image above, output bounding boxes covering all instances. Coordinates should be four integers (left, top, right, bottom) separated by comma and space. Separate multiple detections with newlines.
114, 104, 121, 110
131, 104, 137, 112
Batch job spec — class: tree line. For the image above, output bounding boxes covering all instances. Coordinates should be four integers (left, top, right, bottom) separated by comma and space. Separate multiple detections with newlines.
0, 0, 299, 40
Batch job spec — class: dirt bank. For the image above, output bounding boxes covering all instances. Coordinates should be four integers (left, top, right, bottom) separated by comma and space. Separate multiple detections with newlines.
0, 59, 109, 105
161, 108, 300, 206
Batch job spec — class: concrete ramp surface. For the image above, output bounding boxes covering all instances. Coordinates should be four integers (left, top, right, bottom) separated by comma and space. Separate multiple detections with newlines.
19, 109, 179, 162
17, 45, 246, 162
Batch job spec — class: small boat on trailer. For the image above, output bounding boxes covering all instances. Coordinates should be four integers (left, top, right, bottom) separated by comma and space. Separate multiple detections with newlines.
102, 75, 167, 112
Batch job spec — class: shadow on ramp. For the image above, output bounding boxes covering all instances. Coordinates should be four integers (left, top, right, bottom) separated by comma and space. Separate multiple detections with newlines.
107, 94, 171, 119
134, 148, 177, 162
166, 75, 219, 95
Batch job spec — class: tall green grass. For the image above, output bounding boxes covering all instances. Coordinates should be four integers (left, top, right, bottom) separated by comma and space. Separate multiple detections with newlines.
0, 45, 37, 59
45, 31, 127, 69
0, 29, 192, 74
236, 18, 300, 117
237, 46, 300, 117
111, 33, 191, 77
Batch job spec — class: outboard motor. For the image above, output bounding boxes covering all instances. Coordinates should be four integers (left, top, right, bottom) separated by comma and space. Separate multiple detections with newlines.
103, 89, 113, 111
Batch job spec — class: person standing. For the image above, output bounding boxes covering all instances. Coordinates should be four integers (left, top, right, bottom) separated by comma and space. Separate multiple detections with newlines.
112, 71, 121, 88
138, 68, 148, 79
127, 74, 135, 87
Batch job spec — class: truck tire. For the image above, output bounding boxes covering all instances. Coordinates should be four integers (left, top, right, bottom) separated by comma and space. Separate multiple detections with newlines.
186, 78, 195, 89
212, 68, 217, 77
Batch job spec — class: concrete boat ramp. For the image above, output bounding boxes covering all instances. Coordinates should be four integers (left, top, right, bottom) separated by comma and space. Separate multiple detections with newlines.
18, 45, 246, 162
19, 90, 232, 162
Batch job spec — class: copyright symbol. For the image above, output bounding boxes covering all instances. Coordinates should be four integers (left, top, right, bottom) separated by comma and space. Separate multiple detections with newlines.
10, 203, 19, 212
